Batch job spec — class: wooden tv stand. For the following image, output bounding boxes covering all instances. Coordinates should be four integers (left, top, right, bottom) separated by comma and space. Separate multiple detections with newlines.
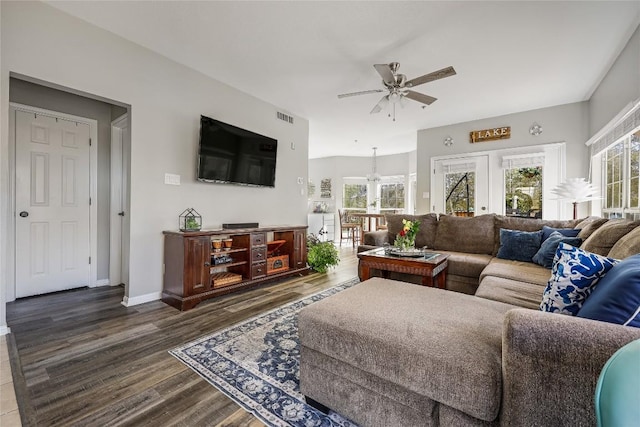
162, 225, 308, 311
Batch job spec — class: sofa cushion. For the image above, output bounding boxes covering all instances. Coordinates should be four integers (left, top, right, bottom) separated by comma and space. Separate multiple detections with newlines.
480, 258, 552, 286
493, 216, 579, 255
476, 276, 547, 310
576, 217, 609, 240
362, 230, 392, 247
540, 243, 618, 315
299, 277, 516, 421
433, 214, 496, 255
581, 219, 640, 256
607, 225, 640, 259
496, 229, 543, 262
477, 258, 552, 309
541, 225, 580, 241
386, 213, 438, 248
578, 254, 640, 327
532, 231, 582, 268
437, 250, 493, 278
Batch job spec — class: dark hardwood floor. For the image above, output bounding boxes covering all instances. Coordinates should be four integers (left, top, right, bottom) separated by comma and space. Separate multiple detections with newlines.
7, 247, 359, 426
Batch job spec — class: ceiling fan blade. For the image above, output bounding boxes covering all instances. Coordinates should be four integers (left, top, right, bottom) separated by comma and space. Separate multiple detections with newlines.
405, 66, 456, 88
370, 95, 389, 114
404, 90, 437, 105
337, 89, 384, 99
374, 64, 395, 86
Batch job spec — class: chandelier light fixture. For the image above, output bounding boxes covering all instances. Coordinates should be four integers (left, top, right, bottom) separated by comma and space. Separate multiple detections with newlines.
550, 178, 599, 219
367, 147, 382, 182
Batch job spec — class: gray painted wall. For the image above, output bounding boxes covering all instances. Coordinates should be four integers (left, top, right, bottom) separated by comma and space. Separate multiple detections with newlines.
9, 77, 114, 280
1, 1, 310, 312
588, 24, 640, 136
309, 151, 414, 214
416, 102, 590, 214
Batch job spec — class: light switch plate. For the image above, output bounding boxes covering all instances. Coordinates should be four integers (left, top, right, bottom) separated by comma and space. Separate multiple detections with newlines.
165, 173, 181, 185
297, 177, 304, 185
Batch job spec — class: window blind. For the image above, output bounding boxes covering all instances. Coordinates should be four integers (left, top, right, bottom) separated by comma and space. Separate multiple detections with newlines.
587, 99, 640, 155
437, 161, 476, 174
501, 153, 545, 169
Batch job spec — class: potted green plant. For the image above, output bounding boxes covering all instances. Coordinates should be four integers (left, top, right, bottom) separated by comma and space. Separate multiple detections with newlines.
307, 234, 340, 273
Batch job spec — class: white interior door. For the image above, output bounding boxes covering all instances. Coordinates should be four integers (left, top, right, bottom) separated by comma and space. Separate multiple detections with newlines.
110, 115, 129, 287
432, 155, 489, 215
15, 110, 91, 297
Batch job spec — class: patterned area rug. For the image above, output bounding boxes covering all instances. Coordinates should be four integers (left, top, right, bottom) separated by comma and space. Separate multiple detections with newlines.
170, 278, 360, 427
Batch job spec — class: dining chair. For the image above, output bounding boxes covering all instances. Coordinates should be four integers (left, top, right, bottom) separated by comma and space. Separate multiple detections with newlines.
338, 210, 361, 248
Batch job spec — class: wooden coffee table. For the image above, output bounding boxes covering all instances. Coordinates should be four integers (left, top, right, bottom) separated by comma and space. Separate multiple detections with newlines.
357, 248, 449, 288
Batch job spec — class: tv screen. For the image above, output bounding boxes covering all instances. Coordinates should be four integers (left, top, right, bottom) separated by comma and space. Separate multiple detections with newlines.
197, 115, 277, 187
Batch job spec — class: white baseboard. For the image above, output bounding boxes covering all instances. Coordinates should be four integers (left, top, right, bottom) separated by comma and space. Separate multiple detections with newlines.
0, 325, 11, 336
121, 292, 162, 307
96, 279, 110, 287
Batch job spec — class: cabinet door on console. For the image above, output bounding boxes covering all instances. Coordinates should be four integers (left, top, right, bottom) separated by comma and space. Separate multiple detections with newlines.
184, 236, 211, 294
293, 229, 307, 269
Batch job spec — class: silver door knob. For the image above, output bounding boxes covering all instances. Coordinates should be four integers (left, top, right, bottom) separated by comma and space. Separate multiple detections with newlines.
19, 211, 29, 218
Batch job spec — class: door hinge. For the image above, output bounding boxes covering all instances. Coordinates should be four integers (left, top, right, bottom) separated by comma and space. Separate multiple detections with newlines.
89, 197, 92, 206
89, 257, 92, 264
89, 138, 92, 146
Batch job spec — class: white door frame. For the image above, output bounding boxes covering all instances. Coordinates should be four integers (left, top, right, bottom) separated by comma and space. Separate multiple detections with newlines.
110, 114, 128, 287
8, 103, 98, 302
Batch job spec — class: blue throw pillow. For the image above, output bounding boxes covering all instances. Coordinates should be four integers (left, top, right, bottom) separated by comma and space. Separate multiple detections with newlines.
497, 228, 543, 262
541, 225, 580, 242
532, 231, 583, 268
578, 254, 640, 327
540, 243, 618, 315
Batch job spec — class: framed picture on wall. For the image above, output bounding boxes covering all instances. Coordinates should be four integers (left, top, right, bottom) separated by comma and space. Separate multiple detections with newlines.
320, 178, 332, 198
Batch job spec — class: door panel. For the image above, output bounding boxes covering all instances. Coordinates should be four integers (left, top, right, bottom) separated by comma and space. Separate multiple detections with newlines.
432, 155, 489, 215
15, 110, 91, 297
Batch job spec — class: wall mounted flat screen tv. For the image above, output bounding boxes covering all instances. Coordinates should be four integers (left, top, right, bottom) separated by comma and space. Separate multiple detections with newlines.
197, 115, 278, 187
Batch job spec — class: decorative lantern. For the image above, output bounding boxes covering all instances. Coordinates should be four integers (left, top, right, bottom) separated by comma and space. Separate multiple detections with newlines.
179, 208, 202, 231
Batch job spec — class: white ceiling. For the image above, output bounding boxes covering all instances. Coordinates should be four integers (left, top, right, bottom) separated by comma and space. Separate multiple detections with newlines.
48, 1, 640, 158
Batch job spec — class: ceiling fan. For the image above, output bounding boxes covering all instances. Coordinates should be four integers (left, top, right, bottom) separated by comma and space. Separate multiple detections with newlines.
337, 62, 456, 121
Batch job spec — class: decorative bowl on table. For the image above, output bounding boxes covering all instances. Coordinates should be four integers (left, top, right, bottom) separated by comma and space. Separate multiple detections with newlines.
384, 246, 426, 257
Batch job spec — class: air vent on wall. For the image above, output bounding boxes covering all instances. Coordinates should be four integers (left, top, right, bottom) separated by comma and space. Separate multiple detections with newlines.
277, 111, 294, 124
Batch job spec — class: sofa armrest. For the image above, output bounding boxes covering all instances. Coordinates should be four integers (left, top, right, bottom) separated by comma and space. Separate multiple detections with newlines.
502, 308, 640, 427
363, 230, 392, 246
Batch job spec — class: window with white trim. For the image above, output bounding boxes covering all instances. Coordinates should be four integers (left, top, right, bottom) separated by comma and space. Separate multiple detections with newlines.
502, 154, 544, 218
439, 161, 477, 216
342, 182, 367, 210
600, 130, 640, 218
379, 178, 405, 213
588, 100, 640, 219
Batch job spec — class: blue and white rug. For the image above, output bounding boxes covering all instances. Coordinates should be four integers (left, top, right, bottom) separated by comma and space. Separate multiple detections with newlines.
169, 278, 360, 427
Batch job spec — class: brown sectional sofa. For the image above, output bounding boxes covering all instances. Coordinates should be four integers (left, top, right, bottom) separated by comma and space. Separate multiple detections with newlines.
299, 214, 640, 426
358, 214, 640, 299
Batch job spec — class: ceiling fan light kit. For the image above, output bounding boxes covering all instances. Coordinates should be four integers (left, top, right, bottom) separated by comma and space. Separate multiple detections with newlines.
338, 62, 456, 121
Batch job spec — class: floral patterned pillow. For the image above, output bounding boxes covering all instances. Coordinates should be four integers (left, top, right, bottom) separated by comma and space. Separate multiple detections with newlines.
540, 243, 618, 315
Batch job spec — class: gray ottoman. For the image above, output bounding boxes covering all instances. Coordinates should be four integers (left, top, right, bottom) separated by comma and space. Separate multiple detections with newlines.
299, 277, 517, 426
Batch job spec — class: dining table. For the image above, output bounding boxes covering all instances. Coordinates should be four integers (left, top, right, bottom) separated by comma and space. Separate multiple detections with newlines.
348, 212, 386, 243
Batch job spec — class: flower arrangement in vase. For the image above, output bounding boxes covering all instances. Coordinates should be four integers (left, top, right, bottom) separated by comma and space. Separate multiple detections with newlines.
394, 219, 420, 250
